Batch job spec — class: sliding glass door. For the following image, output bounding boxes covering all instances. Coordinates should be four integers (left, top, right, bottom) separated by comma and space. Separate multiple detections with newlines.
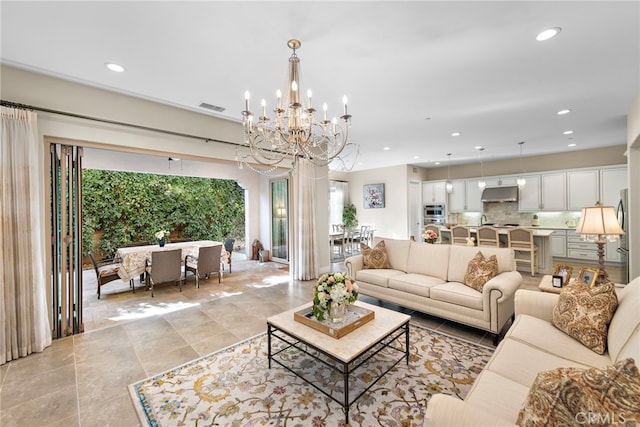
271, 179, 289, 262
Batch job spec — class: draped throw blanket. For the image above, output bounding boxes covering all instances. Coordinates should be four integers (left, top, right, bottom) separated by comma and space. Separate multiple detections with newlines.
290, 159, 318, 280
1, 106, 51, 364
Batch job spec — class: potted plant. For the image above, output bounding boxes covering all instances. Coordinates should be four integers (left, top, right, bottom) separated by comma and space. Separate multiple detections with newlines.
342, 203, 357, 228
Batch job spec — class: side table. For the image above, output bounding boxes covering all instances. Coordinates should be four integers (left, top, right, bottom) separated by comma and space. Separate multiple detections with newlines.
537, 274, 573, 294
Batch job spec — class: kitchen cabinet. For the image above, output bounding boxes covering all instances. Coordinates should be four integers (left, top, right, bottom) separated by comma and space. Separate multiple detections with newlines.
600, 167, 627, 207
566, 230, 598, 261
605, 240, 622, 262
484, 177, 517, 188
465, 179, 484, 212
448, 180, 466, 212
422, 181, 447, 204
518, 174, 541, 211
568, 170, 599, 210
550, 230, 567, 258
541, 172, 566, 210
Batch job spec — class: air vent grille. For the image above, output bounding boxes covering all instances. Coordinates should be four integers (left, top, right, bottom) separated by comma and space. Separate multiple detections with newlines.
199, 102, 226, 112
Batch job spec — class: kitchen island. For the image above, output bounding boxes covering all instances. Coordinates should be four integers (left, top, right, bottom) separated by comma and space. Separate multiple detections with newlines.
438, 227, 555, 274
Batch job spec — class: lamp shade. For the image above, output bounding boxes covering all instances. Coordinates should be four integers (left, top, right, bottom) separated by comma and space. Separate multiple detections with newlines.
575, 203, 624, 236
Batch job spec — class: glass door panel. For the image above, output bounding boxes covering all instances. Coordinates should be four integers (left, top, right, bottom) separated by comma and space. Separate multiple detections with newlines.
271, 179, 288, 262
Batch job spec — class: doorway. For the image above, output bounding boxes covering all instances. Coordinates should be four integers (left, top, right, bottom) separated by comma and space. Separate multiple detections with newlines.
271, 178, 289, 262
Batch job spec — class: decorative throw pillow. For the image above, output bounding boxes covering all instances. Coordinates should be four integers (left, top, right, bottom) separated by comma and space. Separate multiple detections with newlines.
552, 281, 618, 354
463, 251, 498, 292
517, 358, 640, 427
360, 240, 392, 269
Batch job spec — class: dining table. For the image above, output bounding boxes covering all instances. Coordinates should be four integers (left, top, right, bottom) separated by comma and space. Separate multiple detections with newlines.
115, 240, 226, 282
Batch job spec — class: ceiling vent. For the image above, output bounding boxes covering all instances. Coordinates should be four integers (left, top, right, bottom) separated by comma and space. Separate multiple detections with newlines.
198, 102, 226, 112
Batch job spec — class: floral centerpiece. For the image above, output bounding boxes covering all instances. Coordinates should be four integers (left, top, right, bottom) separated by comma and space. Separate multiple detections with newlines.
155, 230, 170, 247
312, 272, 358, 322
422, 229, 438, 243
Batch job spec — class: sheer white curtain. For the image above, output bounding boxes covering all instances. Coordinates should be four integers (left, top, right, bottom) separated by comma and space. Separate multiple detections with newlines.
329, 180, 348, 226
290, 159, 318, 280
1, 106, 51, 364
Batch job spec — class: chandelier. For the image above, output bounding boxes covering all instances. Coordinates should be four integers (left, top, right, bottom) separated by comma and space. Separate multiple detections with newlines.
239, 39, 352, 173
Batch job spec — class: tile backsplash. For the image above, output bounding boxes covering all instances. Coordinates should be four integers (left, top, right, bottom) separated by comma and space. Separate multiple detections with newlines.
451, 202, 582, 228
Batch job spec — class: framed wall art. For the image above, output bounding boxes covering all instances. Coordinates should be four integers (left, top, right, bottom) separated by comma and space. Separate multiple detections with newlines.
363, 183, 385, 209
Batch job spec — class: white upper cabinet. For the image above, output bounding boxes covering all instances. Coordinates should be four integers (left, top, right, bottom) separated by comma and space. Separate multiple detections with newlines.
465, 179, 484, 212
568, 170, 599, 210
485, 177, 517, 187
600, 167, 627, 207
448, 180, 466, 212
518, 174, 541, 211
541, 172, 566, 210
422, 181, 447, 204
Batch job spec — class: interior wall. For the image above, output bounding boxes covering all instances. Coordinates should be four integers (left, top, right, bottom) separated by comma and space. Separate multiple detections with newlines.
347, 164, 409, 240
627, 91, 640, 281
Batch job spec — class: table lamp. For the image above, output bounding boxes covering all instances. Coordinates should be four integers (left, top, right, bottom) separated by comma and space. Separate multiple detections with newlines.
575, 201, 625, 285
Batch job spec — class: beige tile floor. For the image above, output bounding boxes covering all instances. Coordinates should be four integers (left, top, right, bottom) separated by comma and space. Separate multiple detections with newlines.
0, 254, 621, 427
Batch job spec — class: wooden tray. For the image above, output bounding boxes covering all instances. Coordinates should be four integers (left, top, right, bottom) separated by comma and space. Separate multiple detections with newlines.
293, 305, 375, 338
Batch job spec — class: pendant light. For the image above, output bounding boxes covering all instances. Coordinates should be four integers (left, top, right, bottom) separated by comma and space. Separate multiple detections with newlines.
445, 153, 453, 193
517, 141, 526, 189
477, 147, 486, 189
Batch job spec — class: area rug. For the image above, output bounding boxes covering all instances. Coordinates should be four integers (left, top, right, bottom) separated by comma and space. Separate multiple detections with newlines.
129, 323, 494, 426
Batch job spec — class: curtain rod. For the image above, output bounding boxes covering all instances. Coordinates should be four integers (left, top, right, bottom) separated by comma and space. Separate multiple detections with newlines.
0, 99, 241, 148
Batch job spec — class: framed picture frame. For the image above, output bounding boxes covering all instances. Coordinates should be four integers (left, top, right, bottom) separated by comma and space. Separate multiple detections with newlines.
363, 183, 385, 209
578, 267, 599, 288
552, 264, 573, 284
552, 275, 563, 288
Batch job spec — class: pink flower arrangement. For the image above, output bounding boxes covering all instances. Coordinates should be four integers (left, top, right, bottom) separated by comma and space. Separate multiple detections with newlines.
312, 272, 358, 321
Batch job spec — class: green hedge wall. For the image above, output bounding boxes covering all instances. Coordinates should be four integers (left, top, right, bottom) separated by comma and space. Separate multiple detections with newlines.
82, 169, 245, 258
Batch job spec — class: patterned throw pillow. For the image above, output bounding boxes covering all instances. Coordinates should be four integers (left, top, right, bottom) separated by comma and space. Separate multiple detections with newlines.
360, 240, 392, 269
552, 281, 618, 354
463, 251, 498, 292
517, 358, 640, 427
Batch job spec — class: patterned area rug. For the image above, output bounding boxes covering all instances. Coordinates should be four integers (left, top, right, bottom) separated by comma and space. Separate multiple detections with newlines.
129, 323, 494, 426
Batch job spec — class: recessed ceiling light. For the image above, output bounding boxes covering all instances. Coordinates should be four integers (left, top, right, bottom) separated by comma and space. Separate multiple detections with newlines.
413, 156, 420, 159
536, 27, 561, 41
451, 132, 461, 137
474, 145, 483, 150
563, 130, 574, 135
568, 143, 577, 147
383, 147, 391, 151
557, 109, 571, 115
105, 62, 125, 72
435, 162, 441, 165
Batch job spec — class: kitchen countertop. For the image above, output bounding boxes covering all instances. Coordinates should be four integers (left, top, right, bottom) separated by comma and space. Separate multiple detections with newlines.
439, 227, 555, 237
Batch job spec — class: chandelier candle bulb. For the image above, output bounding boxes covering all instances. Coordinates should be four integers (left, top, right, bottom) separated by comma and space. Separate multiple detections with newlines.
261, 99, 267, 118
343, 95, 348, 116
244, 91, 250, 112
276, 89, 282, 109
307, 89, 312, 109
323, 102, 328, 121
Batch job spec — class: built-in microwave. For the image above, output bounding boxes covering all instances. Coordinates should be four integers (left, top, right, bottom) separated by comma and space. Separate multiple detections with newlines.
424, 203, 446, 218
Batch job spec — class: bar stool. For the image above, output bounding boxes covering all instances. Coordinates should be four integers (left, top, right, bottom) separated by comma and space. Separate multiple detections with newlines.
477, 226, 502, 247
451, 225, 472, 246
508, 227, 538, 276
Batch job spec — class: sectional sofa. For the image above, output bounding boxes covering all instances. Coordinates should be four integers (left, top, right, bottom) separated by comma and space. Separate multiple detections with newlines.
425, 277, 640, 426
344, 237, 523, 342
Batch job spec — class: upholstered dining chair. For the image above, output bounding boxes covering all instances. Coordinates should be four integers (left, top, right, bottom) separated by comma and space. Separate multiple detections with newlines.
451, 225, 472, 246
185, 245, 223, 288
89, 251, 133, 299
508, 227, 538, 276
145, 249, 183, 297
477, 226, 502, 247
222, 238, 235, 273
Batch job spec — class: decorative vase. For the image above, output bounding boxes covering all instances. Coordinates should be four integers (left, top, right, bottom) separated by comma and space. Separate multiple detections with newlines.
329, 301, 347, 323
158, 238, 166, 247
426, 238, 435, 244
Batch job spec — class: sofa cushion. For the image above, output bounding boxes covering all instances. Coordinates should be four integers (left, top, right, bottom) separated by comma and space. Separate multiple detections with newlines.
608, 278, 640, 363
429, 282, 483, 310
355, 269, 405, 288
505, 314, 613, 368
465, 370, 531, 424
406, 242, 450, 280
516, 358, 640, 427
372, 237, 411, 272
447, 245, 516, 283
463, 251, 498, 292
552, 281, 618, 355
388, 274, 446, 298
361, 240, 392, 269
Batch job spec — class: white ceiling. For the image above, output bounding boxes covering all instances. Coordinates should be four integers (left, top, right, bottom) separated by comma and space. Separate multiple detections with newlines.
1, 1, 638, 171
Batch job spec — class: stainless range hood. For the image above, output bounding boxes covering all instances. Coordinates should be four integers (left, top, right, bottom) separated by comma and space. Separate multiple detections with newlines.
481, 186, 519, 203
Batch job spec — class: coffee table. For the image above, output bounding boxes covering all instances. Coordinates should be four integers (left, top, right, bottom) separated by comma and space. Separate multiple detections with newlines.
266, 300, 410, 424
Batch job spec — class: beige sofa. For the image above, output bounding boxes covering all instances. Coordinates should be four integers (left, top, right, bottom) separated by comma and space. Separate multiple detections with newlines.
344, 237, 523, 343
425, 276, 640, 426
